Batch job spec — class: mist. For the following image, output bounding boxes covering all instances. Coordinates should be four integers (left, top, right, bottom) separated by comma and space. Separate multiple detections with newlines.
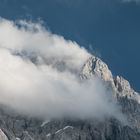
0, 18, 124, 121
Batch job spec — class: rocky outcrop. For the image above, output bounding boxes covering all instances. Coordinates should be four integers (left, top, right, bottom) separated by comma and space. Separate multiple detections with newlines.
0, 112, 140, 140
114, 76, 140, 102
81, 57, 114, 83
82, 56, 140, 130
0, 129, 9, 140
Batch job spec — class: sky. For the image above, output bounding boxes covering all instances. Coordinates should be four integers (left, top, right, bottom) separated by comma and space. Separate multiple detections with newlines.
0, 0, 140, 92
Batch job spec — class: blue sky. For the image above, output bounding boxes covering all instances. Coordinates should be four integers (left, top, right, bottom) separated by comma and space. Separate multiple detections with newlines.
0, 0, 140, 92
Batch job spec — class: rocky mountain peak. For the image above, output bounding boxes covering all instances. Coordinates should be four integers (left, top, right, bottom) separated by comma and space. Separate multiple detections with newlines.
81, 56, 140, 103
82, 56, 113, 82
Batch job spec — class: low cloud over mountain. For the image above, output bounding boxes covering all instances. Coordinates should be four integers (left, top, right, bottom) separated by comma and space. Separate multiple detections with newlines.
0, 18, 124, 121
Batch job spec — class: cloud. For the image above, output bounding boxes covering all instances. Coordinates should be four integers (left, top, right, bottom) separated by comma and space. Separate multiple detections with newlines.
0, 18, 125, 122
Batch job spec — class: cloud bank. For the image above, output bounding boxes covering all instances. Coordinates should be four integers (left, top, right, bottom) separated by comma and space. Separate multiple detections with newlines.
0, 18, 124, 121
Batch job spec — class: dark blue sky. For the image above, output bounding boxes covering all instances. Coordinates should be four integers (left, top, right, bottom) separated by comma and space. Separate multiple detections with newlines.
0, 0, 140, 92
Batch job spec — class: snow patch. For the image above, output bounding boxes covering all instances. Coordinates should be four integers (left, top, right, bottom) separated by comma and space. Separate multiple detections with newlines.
41, 120, 50, 127
63, 126, 73, 130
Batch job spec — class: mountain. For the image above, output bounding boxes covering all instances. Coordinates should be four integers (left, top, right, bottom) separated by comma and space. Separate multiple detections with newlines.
0, 56, 140, 140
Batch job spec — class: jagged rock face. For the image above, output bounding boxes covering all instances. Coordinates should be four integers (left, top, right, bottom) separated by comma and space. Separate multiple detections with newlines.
82, 57, 140, 103
81, 57, 116, 94
114, 76, 140, 102
118, 96, 140, 128
0, 129, 8, 140
0, 55, 140, 140
82, 57, 114, 82
82, 57, 140, 130
0, 111, 140, 140
114, 76, 132, 93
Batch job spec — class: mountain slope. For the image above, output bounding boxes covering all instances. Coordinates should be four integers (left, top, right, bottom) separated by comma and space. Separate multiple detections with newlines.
0, 56, 140, 140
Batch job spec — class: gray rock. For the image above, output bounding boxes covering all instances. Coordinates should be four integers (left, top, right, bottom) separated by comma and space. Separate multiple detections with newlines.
0, 129, 8, 140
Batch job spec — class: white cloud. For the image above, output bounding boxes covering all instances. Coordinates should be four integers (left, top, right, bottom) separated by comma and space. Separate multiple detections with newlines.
0, 18, 125, 122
